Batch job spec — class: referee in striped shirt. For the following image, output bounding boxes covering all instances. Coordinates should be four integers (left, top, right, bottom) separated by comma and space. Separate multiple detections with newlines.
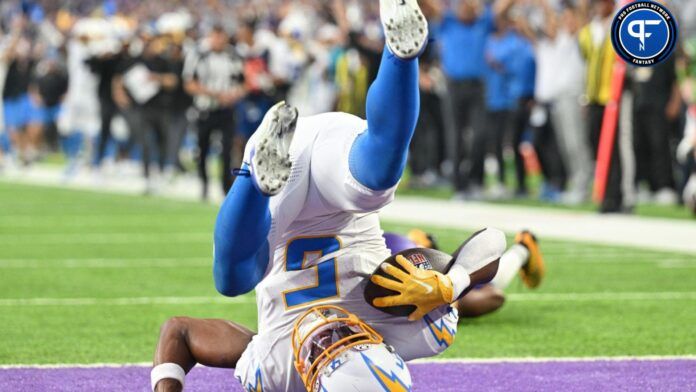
184, 25, 245, 199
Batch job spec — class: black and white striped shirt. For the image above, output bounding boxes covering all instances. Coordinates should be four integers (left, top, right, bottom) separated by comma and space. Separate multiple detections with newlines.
183, 46, 244, 112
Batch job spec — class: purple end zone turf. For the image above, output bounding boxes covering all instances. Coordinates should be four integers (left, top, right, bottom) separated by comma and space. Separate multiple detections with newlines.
1, 360, 695, 391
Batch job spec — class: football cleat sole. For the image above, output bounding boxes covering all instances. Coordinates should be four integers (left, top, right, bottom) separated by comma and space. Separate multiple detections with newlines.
516, 230, 545, 289
250, 101, 298, 196
380, 0, 429, 59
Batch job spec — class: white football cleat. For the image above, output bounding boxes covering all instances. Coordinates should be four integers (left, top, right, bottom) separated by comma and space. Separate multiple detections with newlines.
249, 101, 298, 196
380, 0, 429, 59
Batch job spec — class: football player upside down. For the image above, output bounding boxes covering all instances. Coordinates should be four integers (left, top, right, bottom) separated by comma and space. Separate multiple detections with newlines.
151, 0, 541, 390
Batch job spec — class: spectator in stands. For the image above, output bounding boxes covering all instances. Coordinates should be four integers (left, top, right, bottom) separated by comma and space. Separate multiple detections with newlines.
630, 56, 681, 205
332, 0, 380, 118
1, 0, 694, 217
0, 17, 24, 169
423, 0, 514, 199
683, 2, 696, 209
86, 31, 121, 168
234, 19, 274, 140
469, 13, 516, 199
111, 32, 142, 163
32, 53, 68, 151
155, 11, 194, 174
183, 24, 245, 200
2, 18, 43, 165
508, 16, 536, 198
286, 22, 340, 116
167, 37, 192, 174
677, 35, 696, 210
135, 34, 181, 191
58, 17, 101, 177
579, 0, 629, 213
534, 0, 591, 205
410, 45, 448, 188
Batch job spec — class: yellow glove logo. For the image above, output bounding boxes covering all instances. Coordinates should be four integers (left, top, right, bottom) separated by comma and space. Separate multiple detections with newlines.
370, 255, 454, 321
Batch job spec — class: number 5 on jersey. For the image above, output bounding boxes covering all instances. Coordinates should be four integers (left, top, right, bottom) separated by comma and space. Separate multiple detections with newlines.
282, 236, 341, 309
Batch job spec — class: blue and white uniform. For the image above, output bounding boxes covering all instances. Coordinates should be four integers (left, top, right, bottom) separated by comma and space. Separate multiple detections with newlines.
216, 48, 458, 391
232, 109, 458, 391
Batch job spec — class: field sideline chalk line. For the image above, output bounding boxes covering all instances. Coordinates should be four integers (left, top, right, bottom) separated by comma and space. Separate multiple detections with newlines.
2, 355, 695, 369
1, 291, 695, 306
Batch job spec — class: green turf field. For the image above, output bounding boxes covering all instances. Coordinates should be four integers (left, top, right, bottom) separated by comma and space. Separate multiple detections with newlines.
0, 181, 694, 365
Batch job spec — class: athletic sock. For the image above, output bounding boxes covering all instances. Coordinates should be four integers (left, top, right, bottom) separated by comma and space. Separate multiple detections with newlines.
349, 47, 419, 190
490, 244, 530, 290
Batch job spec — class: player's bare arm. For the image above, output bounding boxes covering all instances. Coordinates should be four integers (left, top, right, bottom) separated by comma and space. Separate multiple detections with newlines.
152, 317, 255, 392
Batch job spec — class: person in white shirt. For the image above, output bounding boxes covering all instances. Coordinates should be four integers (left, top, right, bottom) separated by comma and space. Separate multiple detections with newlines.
534, 0, 593, 205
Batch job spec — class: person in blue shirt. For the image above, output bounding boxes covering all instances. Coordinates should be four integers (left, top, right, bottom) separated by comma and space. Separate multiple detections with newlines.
508, 29, 536, 197
422, 0, 514, 198
469, 13, 517, 194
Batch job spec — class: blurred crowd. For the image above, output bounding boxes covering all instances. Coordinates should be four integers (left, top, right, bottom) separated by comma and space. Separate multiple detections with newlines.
0, 0, 695, 213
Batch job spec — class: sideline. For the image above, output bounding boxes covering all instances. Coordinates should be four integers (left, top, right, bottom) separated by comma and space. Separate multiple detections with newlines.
3, 167, 696, 254
2, 355, 695, 369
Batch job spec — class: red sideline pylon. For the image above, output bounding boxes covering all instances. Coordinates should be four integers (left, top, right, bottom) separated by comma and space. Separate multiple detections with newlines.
592, 58, 626, 203
593, 0, 632, 204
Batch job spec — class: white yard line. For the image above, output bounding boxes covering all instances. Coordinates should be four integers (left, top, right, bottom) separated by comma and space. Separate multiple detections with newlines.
4, 219, 208, 228
0, 214, 204, 222
0, 256, 691, 270
658, 261, 696, 269
0, 296, 255, 306
2, 355, 695, 369
506, 291, 696, 301
1, 291, 695, 307
410, 355, 696, 364
0, 362, 153, 369
0, 258, 210, 269
0, 232, 211, 245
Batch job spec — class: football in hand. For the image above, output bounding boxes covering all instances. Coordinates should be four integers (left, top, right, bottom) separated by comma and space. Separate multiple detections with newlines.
364, 247, 453, 317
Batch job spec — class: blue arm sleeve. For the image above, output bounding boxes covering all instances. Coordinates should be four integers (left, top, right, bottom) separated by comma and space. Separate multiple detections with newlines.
213, 173, 272, 297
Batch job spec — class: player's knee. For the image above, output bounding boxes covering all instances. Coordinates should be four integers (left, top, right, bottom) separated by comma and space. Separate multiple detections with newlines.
452, 228, 507, 279
480, 227, 507, 259
459, 227, 507, 261
159, 317, 190, 340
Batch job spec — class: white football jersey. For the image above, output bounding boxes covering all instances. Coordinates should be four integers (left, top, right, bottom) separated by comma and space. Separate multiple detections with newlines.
240, 112, 399, 331
234, 112, 459, 391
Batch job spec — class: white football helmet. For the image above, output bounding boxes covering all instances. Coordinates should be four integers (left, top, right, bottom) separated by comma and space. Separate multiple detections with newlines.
292, 305, 412, 392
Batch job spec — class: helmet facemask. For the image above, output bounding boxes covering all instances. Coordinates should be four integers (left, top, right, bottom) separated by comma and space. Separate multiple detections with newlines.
291, 305, 383, 392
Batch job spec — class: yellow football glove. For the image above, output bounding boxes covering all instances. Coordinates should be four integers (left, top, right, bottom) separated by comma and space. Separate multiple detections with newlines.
370, 255, 454, 321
